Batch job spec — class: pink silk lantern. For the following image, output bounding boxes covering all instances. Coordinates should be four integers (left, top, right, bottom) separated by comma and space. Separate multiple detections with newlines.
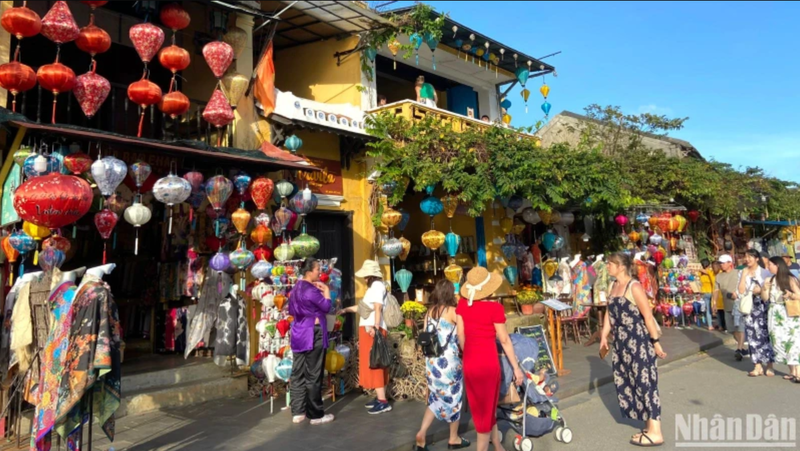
94, 208, 118, 264
73, 61, 109, 118
614, 214, 628, 229
41, 1, 79, 44
130, 22, 165, 64
202, 41, 234, 79
202, 89, 234, 146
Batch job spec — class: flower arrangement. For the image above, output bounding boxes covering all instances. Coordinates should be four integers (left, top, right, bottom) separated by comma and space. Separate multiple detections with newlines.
516, 285, 543, 305
400, 300, 427, 320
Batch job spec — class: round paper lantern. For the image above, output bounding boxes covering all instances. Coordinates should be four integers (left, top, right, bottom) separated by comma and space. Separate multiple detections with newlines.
158, 45, 191, 73
420, 195, 443, 217
629, 231, 641, 243
42, 235, 70, 253
0, 62, 36, 112
615, 214, 628, 228
558, 212, 575, 226
37, 61, 76, 123
253, 245, 272, 262
292, 233, 320, 258
275, 242, 295, 262
284, 135, 303, 153
272, 206, 295, 235
210, 251, 230, 273
153, 174, 191, 206
251, 260, 273, 281
522, 208, 540, 225
648, 216, 660, 229
381, 237, 403, 259
422, 230, 445, 251
202, 89, 234, 137
91, 156, 126, 198
250, 178, 274, 210
276, 180, 294, 199
381, 208, 402, 228
231, 208, 251, 235
398, 236, 411, 261
159, 3, 190, 31
275, 358, 292, 382
289, 190, 318, 217
63, 152, 91, 175
230, 247, 255, 271
182, 171, 204, 194
128, 77, 162, 136
39, 247, 65, 273
159, 90, 190, 119
130, 22, 165, 63
73, 66, 110, 118
13, 146, 33, 168
8, 231, 34, 257
223, 26, 247, 60
325, 350, 345, 374
94, 208, 117, 240
233, 173, 252, 198
41, 1, 79, 44
123, 202, 151, 255
22, 221, 49, 243
250, 224, 272, 246
13, 174, 92, 228
205, 175, 233, 211
76, 15, 110, 56
221, 69, 248, 108
203, 40, 234, 79
1, 4, 41, 40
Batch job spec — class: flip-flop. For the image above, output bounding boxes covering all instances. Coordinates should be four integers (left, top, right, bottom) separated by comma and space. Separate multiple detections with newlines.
630, 432, 663, 447
447, 437, 470, 449
783, 375, 794, 380
765, 370, 775, 377
748, 370, 764, 377
792, 377, 800, 384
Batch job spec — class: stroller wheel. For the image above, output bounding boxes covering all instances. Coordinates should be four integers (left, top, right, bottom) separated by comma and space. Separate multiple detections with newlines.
554, 426, 564, 442
520, 437, 534, 451
561, 427, 573, 444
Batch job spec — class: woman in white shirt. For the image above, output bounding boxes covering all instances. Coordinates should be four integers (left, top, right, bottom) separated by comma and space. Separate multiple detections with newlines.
341, 260, 392, 414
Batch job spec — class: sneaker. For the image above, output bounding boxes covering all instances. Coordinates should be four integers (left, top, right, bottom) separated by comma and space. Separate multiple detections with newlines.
310, 414, 335, 425
735, 350, 743, 361
364, 398, 379, 409
368, 401, 392, 415
292, 415, 306, 424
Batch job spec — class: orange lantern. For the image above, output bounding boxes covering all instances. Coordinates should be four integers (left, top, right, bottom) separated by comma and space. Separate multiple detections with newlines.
648, 216, 659, 229
128, 76, 162, 137
159, 90, 190, 119
0, 61, 36, 112
1, 3, 41, 40
628, 230, 640, 243
274, 294, 287, 311
75, 13, 110, 57
231, 208, 251, 235
37, 58, 76, 124
250, 224, 272, 247
158, 45, 191, 74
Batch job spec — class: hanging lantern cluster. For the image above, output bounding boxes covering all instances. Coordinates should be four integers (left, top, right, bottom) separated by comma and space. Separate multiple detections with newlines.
128, 8, 166, 137
73, 1, 111, 119
157, 3, 192, 122
202, 32, 235, 146
0, 1, 42, 112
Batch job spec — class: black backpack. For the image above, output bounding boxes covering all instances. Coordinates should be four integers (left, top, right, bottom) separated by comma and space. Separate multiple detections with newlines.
417, 312, 454, 358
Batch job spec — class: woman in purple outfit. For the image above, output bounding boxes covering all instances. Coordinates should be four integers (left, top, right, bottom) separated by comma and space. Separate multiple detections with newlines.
288, 258, 334, 425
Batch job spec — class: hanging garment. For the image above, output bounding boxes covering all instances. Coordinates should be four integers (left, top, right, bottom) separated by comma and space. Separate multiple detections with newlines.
55, 276, 122, 444
635, 260, 656, 300
0, 278, 25, 379
593, 260, 609, 304
185, 269, 231, 359
31, 282, 76, 451
214, 290, 250, 368
557, 260, 572, 296
9, 280, 34, 374
571, 261, 592, 309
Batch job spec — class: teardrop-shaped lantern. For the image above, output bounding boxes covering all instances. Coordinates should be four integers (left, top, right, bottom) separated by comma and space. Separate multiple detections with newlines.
130, 22, 165, 63
445, 232, 461, 258
41, 1, 79, 44
202, 89, 234, 145
394, 269, 412, 293
250, 178, 274, 210
203, 40, 234, 79
223, 26, 247, 60
221, 68, 248, 108
73, 64, 110, 118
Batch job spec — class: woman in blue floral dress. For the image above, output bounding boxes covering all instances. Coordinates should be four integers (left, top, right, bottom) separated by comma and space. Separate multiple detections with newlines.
414, 280, 469, 451
601, 252, 667, 447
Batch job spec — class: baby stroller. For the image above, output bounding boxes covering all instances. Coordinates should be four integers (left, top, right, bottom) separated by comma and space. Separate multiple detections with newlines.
496, 334, 573, 450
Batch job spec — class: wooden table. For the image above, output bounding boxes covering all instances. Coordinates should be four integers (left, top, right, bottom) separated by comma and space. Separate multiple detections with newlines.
544, 300, 572, 377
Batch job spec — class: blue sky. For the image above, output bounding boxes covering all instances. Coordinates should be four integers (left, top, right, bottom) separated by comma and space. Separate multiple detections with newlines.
388, 1, 800, 182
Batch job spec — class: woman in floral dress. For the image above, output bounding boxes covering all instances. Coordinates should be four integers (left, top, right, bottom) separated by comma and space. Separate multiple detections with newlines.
600, 252, 667, 447
414, 280, 469, 451
763, 257, 800, 382
739, 249, 775, 377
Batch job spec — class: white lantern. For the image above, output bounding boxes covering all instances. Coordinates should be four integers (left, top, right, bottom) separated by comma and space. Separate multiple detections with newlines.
33, 155, 49, 173
153, 174, 191, 234
124, 201, 152, 255
91, 156, 127, 198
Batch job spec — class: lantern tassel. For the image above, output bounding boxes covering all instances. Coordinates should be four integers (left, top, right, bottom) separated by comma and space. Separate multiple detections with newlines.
103, 242, 107, 265
137, 110, 145, 137
11, 95, 17, 113
393, 58, 396, 70
72, 225, 77, 239
51, 96, 57, 124
33, 249, 38, 266
168, 207, 173, 234
135, 229, 139, 255
8, 264, 12, 287
432, 54, 436, 71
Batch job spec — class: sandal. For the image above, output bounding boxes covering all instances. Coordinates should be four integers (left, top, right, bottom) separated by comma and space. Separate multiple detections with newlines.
447, 437, 470, 449
792, 377, 800, 384
783, 375, 794, 380
748, 369, 764, 377
765, 370, 775, 377
630, 432, 663, 447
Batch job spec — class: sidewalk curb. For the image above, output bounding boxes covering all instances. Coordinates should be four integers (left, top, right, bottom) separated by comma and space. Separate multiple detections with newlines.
387, 334, 737, 451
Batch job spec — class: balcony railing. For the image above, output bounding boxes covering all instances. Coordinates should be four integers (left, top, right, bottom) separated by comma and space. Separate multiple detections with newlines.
12, 82, 234, 146
368, 100, 537, 141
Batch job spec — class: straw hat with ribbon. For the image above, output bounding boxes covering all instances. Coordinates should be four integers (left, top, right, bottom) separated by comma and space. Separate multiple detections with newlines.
459, 267, 503, 305
355, 259, 384, 279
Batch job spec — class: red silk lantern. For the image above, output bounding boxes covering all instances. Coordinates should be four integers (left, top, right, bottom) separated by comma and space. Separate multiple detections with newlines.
158, 45, 190, 73
653, 250, 664, 265
687, 210, 700, 223
128, 77, 162, 137
159, 3, 191, 32
13, 174, 92, 229
63, 152, 92, 175
37, 59, 76, 124
1, 3, 42, 40
94, 208, 118, 264
73, 62, 110, 118
202, 89, 234, 146
253, 245, 272, 262
205, 236, 225, 251
130, 22, 165, 63
43, 235, 71, 253
202, 41, 234, 79
250, 178, 274, 211
81, 1, 108, 8
0, 61, 36, 112
276, 319, 290, 337
76, 14, 110, 57
41, 1, 79, 44
159, 90, 190, 119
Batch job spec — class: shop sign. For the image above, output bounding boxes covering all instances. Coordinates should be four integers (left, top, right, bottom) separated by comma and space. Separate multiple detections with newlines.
296, 157, 343, 196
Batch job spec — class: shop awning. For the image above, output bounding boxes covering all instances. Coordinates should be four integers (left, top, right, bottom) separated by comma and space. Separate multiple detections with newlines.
0, 109, 319, 172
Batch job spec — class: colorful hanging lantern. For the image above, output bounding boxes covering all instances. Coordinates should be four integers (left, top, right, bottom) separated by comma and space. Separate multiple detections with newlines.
42, 235, 70, 253
159, 90, 190, 119
231, 208, 251, 235
285, 135, 303, 153
159, 3, 191, 31
203, 89, 234, 145
223, 26, 247, 60
398, 237, 411, 262
206, 175, 233, 212
0, 61, 36, 112
397, 209, 411, 233
445, 232, 460, 258
674, 214, 687, 233
41, 1, 79, 44
221, 68, 248, 108
210, 251, 230, 273
37, 59, 75, 124
387, 39, 400, 70
203, 40, 234, 79
442, 195, 458, 220
183, 171, 204, 193
250, 178, 274, 210
39, 247, 65, 273
250, 224, 272, 246
292, 233, 320, 258
127, 161, 152, 192
424, 32, 439, 70
158, 45, 191, 73
541, 101, 551, 117
503, 266, 518, 287
1, 3, 41, 40
512, 220, 526, 236
502, 114, 511, 125
12, 146, 32, 168
515, 67, 530, 87
290, 190, 318, 217
123, 200, 151, 255
394, 268, 412, 293
76, 14, 110, 57
128, 76, 162, 137
420, 195, 443, 217
275, 242, 295, 262
233, 173, 252, 199
13, 174, 91, 229
272, 206, 294, 234
80, 1, 108, 8
230, 247, 255, 270
94, 208, 117, 264
276, 179, 295, 199
615, 214, 628, 229
130, 22, 164, 64
443, 264, 463, 285
422, 230, 445, 251
72, 64, 110, 118
687, 210, 701, 223
364, 47, 377, 63
251, 260, 273, 281
381, 237, 403, 259
409, 33, 423, 65
540, 83, 550, 99
381, 208, 402, 229
153, 173, 191, 234
22, 154, 57, 178
629, 230, 641, 243
91, 156, 127, 198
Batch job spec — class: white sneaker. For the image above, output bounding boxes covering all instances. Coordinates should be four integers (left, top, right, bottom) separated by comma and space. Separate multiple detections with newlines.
292, 415, 306, 424
310, 414, 335, 425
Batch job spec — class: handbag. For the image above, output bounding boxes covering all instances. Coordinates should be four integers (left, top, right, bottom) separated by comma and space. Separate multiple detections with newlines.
369, 330, 393, 369
786, 299, 800, 317
739, 290, 754, 316
417, 313, 453, 358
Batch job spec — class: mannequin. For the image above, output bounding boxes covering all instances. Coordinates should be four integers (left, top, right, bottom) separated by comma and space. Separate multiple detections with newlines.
595, 255, 604, 262
634, 251, 645, 262
60, 267, 86, 285
570, 253, 582, 268
82, 264, 116, 286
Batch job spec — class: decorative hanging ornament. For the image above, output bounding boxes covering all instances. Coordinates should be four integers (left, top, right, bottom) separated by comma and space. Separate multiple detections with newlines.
420, 195, 443, 217
159, 89, 190, 119
72, 62, 110, 118
94, 208, 117, 264
424, 32, 439, 70
515, 67, 529, 87
444, 264, 463, 285
394, 268, 412, 294
409, 33, 423, 65
674, 214, 687, 233
284, 135, 303, 153
503, 266, 518, 287
398, 236, 411, 261
203, 40, 234, 79
233, 173, 252, 199
250, 224, 272, 246
292, 233, 320, 258
0, 62, 36, 112
221, 68, 248, 109
275, 242, 295, 262
387, 39, 400, 70
250, 178, 274, 210
289, 190, 318, 217
223, 26, 247, 60
154, 172, 191, 234
381, 208, 402, 229
522, 208, 541, 225
183, 171, 204, 193
1, 3, 41, 40
541, 101, 552, 117
276, 179, 294, 199
13, 173, 91, 229
364, 47, 377, 62
127, 160, 152, 191
442, 195, 458, 220
76, 13, 110, 57
422, 230, 445, 251
91, 156, 126, 198
687, 210, 700, 223
206, 175, 233, 212
251, 260, 272, 281
128, 76, 162, 137
521, 88, 531, 113
203, 89, 234, 145
231, 208, 251, 235
210, 251, 230, 273
540, 83, 550, 99
397, 209, 411, 233
502, 114, 511, 125
159, 3, 191, 32
158, 45, 191, 73
445, 232, 460, 258
124, 200, 151, 255
130, 22, 165, 64
41, 1, 79, 44
37, 58, 76, 124
42, 235, 70, 253
381, 237, 403, 259
39, 247, 65, 273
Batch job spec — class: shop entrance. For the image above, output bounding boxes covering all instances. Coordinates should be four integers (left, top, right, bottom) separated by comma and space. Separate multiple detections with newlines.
304, 211, 356, 340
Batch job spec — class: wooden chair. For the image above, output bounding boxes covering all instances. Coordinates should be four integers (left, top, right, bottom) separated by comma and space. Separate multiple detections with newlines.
559, 300, 591, 345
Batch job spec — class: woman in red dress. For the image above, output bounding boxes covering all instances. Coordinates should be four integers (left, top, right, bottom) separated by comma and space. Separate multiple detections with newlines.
456, 267, 524, 451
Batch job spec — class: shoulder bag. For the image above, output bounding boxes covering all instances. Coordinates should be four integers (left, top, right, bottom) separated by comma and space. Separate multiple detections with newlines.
358, 284, 403, 329
739, 276, 755, 316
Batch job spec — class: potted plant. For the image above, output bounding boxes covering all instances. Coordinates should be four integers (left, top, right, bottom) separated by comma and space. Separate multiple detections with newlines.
400, 301, 427, 328
516, 285, 543, 315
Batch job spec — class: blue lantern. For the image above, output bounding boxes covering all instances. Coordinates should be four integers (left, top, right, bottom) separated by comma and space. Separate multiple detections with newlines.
397, 209, 411, 232
425, 184, 435, 195
51, 143, 71, 175
424, 32, 439, 70
285, 135, 303, 153
394, 269, 412, 294
500, 98, 512, 110
542, 231, 557, 252
364, 47, 377, 62
23, 155, 58, 179
515, 67, 530, 87
503, 266, 518, 287
420, 195, 443, 217
501, 242, 516, 261
233, 172, 252, 197
541, 101, 552, 116
445, 232, 460, 258
409, 33, 423, 65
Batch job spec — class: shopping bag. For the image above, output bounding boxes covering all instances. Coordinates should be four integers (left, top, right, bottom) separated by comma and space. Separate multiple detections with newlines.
369, 331, 393, 369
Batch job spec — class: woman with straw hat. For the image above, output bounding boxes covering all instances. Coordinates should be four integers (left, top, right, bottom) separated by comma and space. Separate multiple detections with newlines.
456, 267, 524, 451
341, 260, 392, 415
